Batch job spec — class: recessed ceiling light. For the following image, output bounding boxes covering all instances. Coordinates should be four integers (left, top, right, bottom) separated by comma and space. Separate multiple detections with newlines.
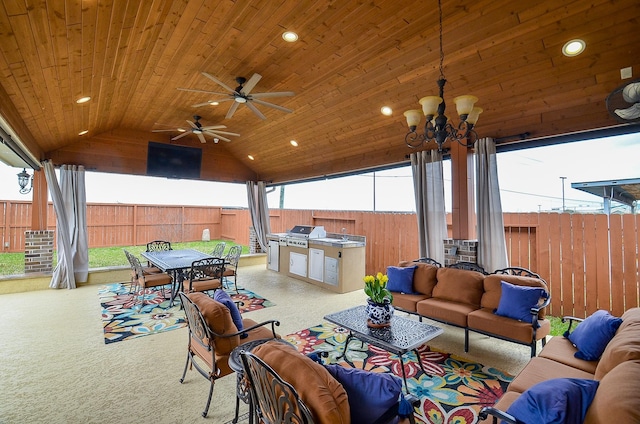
290, 140, 298, 147
248, 155, 255, 160
208, 101, 219, 106
282, 31, 298, 42
381, 106, 393, 116
78, 130, 88, 136
76, 96, 91, 104
562, 39, 586, 57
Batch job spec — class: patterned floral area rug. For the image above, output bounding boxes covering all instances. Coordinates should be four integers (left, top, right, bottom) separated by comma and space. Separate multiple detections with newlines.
99, 283, 275, 344
284, 322, 513, 424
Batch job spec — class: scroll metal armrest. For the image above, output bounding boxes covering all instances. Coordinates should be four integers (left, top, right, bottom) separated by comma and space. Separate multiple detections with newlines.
529, 293, 551, 327
478, 406, 522, 424
561, 315, 584, 333
214, 319, 281, 339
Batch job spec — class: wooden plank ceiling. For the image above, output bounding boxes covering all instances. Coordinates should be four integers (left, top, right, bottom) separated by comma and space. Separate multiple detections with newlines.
0, 0, 639, 184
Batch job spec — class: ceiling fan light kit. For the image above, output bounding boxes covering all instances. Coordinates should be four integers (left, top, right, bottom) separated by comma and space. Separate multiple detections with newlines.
606, 78, 640, 122
404, 0, 481, 152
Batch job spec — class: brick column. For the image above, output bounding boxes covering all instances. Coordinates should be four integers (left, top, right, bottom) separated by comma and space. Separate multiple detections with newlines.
24, 230, 54, 274
249, 227, 264, 254
443, 238, 478, 266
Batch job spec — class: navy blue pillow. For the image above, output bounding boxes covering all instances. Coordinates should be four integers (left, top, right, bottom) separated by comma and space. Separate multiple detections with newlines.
214, 289, 244, 332
386, 266, 417, 294
506, 378, 599, 424
324, 364, 402, 424
565, 309, 622, 361
494, 281, 546, 325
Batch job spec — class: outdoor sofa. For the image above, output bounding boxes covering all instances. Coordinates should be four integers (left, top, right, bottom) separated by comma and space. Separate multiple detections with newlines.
479, 307, 640, 423
388, 260, 551, 357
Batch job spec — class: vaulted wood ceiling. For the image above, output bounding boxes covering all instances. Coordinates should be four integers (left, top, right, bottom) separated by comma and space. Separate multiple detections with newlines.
0, 0, 639, 184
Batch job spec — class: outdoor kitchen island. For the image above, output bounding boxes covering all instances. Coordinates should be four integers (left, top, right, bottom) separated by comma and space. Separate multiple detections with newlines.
266, 225, 366, 294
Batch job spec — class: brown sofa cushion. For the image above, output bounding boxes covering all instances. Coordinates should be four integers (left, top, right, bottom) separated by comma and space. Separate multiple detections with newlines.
391, 292, 429, 313
188, 292, 239, 356
467, 307, 550, 344
481, 274, 548, 319
398, 260, 438, 296
432, 267, 485, 307
538, 336, 598, 374
594, 308, 640, 380
417, 298, 477, 327
252, 340, 350, 424
508, 357, 594, 393
585, 360, 640, 424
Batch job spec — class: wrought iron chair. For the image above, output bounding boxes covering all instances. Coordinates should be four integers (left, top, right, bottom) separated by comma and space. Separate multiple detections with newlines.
178, 292, 280, 418
211, 241, 226, 259
240, 348, 418, 424
127, 252, 172, 307
447, 261, 489, 275
123, 249, 162, 294
146, 240, 172, 252
222, 245, 242, 293
185, 257, 226, 295
493, 266, 541, 278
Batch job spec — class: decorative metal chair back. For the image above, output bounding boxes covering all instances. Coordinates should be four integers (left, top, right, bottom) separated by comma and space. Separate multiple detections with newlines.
146, 240, 172, 252
187, 257, 225, 293
447, 261, 489, 275
222, 245, 242, 292
240, 351, 315, 424
211, 241, 226, 259
123, 249, 140, 293
179, 292, 213, 352
413, 257, 442, 267
493, 266, 541, 278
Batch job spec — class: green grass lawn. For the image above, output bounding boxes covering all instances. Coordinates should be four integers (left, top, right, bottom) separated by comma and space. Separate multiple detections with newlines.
0, 240, 247, 277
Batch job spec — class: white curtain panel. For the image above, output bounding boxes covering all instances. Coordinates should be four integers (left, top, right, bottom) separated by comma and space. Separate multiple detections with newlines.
246, 181, 272, 251
410, 150, 447, 264
43, 161, 74, 289
475, 137, 509, 271
60, 164, 89, 283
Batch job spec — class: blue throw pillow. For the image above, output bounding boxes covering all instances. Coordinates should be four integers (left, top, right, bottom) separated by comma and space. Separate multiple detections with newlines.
494, 281, 546, 326
324, 364, 403, 424
565, 309, 622, 361
213, 289, 244, 332
386, 265, 417, 294
506, 378, 599, 424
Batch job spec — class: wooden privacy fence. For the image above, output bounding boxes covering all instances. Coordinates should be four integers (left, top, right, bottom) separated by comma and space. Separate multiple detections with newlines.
1, 200, 638, 318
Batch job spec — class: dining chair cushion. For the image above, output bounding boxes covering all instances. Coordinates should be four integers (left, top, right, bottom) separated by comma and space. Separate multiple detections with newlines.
252, 340, 350, 424
187, 292, 239, 356
214, 289, 244, 331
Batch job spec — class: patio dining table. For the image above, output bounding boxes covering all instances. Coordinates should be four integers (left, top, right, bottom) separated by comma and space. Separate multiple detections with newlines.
141, 248, 213, 306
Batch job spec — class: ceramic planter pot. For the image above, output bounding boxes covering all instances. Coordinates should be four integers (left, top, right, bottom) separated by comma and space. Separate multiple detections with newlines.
366, 298, 394, 328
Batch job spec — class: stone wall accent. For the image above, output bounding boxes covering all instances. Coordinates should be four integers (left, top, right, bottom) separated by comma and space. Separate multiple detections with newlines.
443, 238, 478, 266
24, 230, 54, 274
249, 227, 264, 254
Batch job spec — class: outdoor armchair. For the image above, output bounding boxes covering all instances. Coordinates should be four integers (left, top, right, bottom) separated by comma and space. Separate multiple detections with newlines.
178, 292, 280, 418
185, 257, 225, 295
127, 251, 172, 307
211, 241, 226, 259
222, 245, 242, 293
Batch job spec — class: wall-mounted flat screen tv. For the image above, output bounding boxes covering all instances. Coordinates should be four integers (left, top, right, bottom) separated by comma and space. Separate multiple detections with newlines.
146, 141, 202, 179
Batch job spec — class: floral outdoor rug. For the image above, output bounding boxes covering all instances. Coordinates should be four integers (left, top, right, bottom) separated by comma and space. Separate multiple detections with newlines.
284, 322, 513, 424
99, 282, 275, 344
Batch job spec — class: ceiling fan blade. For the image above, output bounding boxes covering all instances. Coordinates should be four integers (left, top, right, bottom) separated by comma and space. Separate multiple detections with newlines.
250, 91, 295, 98
246, 101, 267, 120
202, 72, 236, 93
205, 129, 240, 136
171, 132, 191, 140
186, 120, 199, 129
191, 98, 234, 108
204, 132, 231, 142
197, 133, 207, 144
177, 87, 229, 96
241, 73, 262, 95
252, 99, 293, 113
226, 102, 240, 119
201, 125, 227, 130
151, 129, 178, 133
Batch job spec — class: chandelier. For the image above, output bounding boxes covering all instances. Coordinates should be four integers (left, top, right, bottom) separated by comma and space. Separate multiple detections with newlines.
404, 0, 482, 151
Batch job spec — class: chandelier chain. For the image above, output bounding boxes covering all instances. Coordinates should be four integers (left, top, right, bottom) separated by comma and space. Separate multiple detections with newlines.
438, 0, 444, 79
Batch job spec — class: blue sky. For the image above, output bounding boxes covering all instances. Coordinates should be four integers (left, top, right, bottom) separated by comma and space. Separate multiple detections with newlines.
1, 132, 638, 213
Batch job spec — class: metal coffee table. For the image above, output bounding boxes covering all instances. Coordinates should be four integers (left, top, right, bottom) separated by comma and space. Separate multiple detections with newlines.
324, 305, 443, 392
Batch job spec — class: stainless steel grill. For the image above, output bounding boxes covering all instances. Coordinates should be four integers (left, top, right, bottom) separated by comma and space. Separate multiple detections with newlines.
283, 225, 326, 248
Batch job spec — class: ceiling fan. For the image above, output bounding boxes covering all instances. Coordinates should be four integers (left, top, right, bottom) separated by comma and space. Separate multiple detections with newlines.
178, 72, 294, 120
151, 115, 240, 143
606, 79, 640, 122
